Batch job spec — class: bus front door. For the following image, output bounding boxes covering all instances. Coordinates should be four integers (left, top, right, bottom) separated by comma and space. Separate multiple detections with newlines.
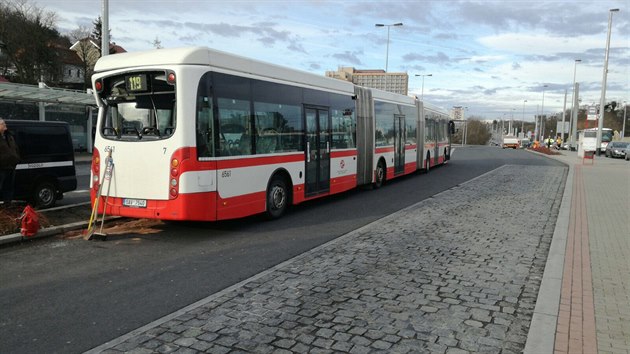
394, 115, 406, 175
305, 107, 330, 196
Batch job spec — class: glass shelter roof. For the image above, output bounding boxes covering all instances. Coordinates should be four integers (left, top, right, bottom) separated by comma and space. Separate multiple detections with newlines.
0, 82, 95, 106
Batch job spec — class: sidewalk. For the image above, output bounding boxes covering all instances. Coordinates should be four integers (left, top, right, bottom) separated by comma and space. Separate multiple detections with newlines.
527, 150, 629, 354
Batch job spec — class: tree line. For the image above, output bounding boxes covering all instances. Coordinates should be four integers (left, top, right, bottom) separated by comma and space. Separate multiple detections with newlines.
0, 0, 110, 89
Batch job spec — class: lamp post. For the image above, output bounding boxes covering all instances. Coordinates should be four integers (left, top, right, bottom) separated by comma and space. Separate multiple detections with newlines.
375, 23, 403, 72
522, 100, 527, 138
623, 101, 627, 139
463, 106, 469, 145
569, 59, 581, 149
540, 84, 548, 141
510, 108, 516, 135
415, 74, 432, 101
101, 0, 110, 57
596, 8, 620, 156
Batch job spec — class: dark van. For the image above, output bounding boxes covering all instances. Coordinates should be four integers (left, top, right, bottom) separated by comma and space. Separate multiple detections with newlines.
7, 120, 77, 208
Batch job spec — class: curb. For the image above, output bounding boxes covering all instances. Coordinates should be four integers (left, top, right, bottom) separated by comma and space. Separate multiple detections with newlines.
522, 148, 572, 354
0, 217, 119, 246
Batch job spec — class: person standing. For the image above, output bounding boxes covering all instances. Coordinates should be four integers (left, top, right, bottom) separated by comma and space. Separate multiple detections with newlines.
0, 118, 20, 206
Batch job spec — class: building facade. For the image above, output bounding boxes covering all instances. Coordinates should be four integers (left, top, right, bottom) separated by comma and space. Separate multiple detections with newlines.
325, 67, 408, 96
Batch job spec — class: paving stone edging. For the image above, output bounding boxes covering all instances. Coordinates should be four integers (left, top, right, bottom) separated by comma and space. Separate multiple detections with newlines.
523, 152, 573, 354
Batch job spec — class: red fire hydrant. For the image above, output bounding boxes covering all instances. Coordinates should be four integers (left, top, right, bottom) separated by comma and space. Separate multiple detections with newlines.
20, 205, 40, 237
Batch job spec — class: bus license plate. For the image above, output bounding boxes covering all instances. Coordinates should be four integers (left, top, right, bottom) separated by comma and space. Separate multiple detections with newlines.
123, 198, 147, 208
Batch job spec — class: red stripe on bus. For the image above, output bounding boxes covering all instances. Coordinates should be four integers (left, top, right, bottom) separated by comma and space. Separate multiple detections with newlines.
331, 150, 358, 158
217, 154, 304, 169
376, 147, 395, 154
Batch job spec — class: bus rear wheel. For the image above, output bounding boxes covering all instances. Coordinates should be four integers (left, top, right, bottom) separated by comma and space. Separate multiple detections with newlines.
266, 176, 288, 219
374, 160, 385, 188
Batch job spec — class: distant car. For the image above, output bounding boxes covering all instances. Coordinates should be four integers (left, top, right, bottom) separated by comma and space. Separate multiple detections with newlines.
605, 141, 630, 158
624, 145, 630, 161
519, 138, 530, 149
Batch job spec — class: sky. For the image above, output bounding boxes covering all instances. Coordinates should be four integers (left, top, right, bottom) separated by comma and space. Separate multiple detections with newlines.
33, 0, 630, 121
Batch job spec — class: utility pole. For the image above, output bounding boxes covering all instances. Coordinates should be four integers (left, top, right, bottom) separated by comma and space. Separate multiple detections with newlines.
561, 89, 567, 142
101, 0, 110, 57
596, 8, 620, 155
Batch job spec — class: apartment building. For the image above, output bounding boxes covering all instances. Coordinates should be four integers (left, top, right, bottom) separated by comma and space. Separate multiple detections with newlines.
325, 67, 409, 96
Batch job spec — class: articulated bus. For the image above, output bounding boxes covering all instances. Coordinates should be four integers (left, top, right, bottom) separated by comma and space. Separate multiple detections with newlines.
90, 47, 453, 221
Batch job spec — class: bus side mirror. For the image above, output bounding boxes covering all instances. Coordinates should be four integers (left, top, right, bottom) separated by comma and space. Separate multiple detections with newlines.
448, 121, 456, 135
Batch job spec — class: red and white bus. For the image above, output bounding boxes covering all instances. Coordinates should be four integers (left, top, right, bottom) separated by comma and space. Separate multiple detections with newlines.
90, 47, 453, 221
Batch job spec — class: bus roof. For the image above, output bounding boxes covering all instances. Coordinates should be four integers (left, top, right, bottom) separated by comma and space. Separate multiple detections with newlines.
94, 46, 355, 95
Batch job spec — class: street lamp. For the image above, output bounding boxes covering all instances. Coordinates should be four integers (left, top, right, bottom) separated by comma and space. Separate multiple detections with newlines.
569, 59, 581, 149
463, 106, 469, 145
101, 0, 110, 57
415, 74, 432, 101
596, 8, 620, 156
510, 108, 516, 135
375, 23, 403, 72
540, 84, 548, 141
522, 100, 527, 137
534, 85, 547, 140
623, 101, 627, 138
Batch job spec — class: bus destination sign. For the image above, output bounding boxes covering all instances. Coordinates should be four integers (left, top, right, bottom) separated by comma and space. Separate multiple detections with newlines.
126, 74, 148, 92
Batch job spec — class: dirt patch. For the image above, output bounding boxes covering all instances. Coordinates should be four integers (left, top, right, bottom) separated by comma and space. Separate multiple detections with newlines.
0, 205, 50, 235
62, 218, 164, 240
528, 146, 561, 155
0, 203, 90, 236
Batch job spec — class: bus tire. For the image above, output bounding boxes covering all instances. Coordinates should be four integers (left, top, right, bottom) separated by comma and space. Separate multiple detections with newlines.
374, 160, 386, 188
265, 175, 289, 219
425, 153, 431, 173
33, 180, 57, 209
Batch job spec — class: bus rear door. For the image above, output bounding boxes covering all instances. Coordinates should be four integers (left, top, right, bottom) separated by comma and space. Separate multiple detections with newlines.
305, 107, 331, 196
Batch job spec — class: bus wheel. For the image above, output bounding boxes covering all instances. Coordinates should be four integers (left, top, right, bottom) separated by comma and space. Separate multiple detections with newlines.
33, 181, 57, 209
374, 160, 386, 188
266, 176, 288, 219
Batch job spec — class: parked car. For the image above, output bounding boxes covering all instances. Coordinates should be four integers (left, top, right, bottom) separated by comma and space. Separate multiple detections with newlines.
605, 141, 630, 158
7, 120, 77, 208
624, 145, 630, 161
519, 138, 530, 149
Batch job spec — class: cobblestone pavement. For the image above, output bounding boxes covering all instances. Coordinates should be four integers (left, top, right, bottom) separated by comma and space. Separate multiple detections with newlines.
90, 165, 567, 354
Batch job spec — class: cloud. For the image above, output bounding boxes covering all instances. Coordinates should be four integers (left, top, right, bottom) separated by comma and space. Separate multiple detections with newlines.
331, 51, 364, 66
402, 52, 450, 63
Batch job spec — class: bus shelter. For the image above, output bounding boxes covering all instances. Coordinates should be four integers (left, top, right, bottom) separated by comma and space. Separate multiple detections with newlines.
0, 82, 97, 152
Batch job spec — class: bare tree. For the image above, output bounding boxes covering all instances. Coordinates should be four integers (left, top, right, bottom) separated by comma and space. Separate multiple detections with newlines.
69, 25, 97, 89
0, 0, 61, 83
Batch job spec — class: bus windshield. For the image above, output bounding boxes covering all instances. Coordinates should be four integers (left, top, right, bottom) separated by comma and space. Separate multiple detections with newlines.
98, 70, 176, 141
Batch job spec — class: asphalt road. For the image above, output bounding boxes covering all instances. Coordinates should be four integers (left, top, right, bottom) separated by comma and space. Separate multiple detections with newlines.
54, 162, 90, 207
0, 146, 565, 354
